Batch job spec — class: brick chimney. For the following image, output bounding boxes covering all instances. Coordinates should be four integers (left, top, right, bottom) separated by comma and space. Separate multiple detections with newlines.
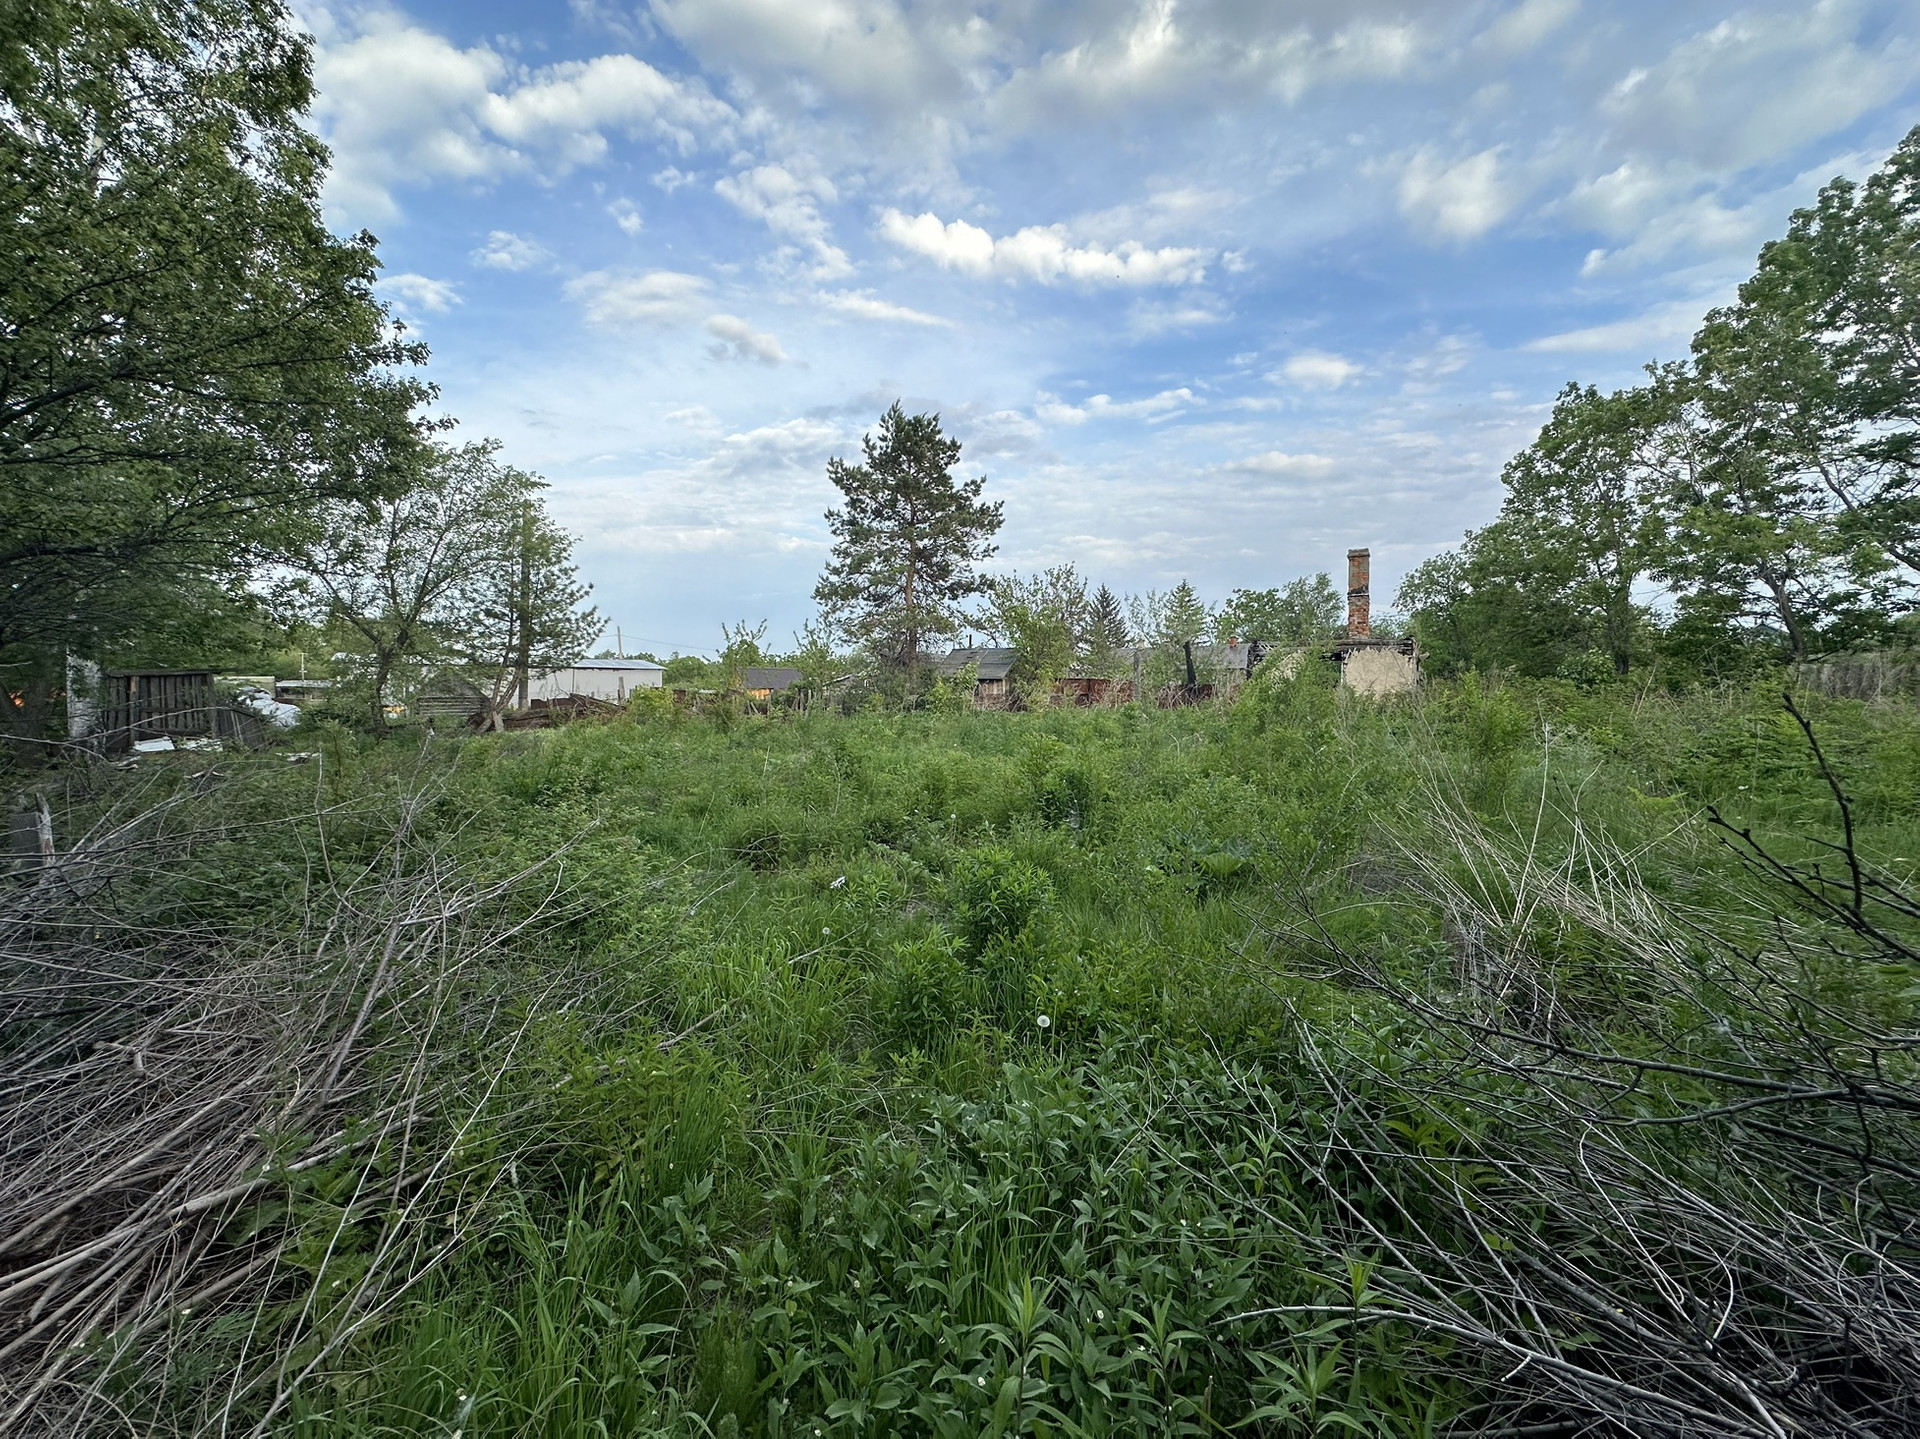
1346, 547, 1371, 638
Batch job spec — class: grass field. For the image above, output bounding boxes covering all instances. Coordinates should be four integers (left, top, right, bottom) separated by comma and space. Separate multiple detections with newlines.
7, 665, 1919, 1436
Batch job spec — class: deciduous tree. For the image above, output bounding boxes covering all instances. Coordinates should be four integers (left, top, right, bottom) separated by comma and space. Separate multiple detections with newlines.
0, 0, 430, 710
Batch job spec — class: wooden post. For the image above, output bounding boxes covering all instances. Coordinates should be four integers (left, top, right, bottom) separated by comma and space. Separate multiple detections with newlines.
10, 797, 53, 869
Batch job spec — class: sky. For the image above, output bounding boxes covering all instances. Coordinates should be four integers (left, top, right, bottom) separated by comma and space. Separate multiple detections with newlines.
298, 0, 1920, 658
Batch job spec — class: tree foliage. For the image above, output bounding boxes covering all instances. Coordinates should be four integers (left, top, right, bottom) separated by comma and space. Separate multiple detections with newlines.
277, 443, 597, 731
0, 0, 430, 680
988, 565, 1089, 694
814, 403, 1003, 678
1217, 575, 1344, 648
1404, 124, 1920, 677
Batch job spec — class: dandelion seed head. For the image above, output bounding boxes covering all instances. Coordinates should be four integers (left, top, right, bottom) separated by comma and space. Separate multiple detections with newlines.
1036, 1014, 1051, 1030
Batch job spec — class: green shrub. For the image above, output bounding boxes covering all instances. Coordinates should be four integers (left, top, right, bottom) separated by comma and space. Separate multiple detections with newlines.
948, 845, 1056, 954
871, 932, 981, 1054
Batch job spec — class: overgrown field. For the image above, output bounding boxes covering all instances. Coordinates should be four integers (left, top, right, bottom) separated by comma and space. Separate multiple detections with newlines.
5, 668, 1919, 1436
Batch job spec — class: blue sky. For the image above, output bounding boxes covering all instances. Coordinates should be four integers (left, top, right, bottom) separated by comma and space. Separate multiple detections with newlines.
299, 0, 1920, 658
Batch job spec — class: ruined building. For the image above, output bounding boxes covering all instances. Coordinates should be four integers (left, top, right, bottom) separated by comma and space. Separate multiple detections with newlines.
1328, 547, 1418, 696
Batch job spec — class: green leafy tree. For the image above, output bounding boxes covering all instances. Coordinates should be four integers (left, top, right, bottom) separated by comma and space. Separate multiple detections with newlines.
278, 443, 593, 731
1217, 575, 1344, 647
1158, 580, 1212, 649
814, 403, 1003, 683
786, 619, 842, 711
452, 493, 602, 724
988, 565, 1089, 696
717, 620, 769, 692
1692, 125, 1920, 586
1402, 377, 1684, 677
0, 0, 429, 731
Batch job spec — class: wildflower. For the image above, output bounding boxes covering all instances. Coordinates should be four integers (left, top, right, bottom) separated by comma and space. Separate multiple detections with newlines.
1095, 1309, 1104, 1320
823, 926, 832, 935
1036, 1014, 1051, 1030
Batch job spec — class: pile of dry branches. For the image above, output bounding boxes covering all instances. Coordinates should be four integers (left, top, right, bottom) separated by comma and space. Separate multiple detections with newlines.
0, 758, 572, 1434
1242, 707, 1920, 1436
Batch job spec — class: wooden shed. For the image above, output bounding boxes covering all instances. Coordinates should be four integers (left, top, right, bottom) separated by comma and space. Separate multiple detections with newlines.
933, 647, 1017, 704
101, 669, 216, 746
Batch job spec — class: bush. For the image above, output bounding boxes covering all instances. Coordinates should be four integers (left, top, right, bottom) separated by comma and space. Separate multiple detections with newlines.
948, 846, 1055, 954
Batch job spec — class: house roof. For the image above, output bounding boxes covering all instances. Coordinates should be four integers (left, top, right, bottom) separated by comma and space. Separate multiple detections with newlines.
567, 658, 665, 672
934, 647, 1017, 682
740, 666, 804, 692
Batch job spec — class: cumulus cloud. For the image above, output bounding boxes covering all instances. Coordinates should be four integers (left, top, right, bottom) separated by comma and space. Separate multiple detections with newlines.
816, 289, 953, 326
1399, 147, 1512, 241
308, 12, 734, 221
1035, 387, 1196, 425
879, 209, 1208, 285
566, 269, 710, 326
470, 230, 549, 270
705, 313, 789, 363
608, 199, 644, 235
715, 164, 852, 277
1273, 351, 1362, 389
380, 272, 460, 314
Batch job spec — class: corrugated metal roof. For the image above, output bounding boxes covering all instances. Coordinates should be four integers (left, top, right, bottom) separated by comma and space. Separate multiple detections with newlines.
934, 647, 1017, 681
740, 666, 803, 692
569, 659, 665, 672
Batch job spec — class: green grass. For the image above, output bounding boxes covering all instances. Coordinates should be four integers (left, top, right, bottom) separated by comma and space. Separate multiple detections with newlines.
38, 668, 1920, 1435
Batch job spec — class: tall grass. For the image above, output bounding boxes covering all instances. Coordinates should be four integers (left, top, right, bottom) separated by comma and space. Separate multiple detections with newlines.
3, 674, 1915, 1433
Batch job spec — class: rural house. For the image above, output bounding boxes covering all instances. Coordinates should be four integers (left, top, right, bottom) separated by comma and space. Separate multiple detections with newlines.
738, 666, 804, 700
932, 646, 1017, 703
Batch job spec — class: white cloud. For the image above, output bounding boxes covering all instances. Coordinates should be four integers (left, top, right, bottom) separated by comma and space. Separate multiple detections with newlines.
1479, 0, 1579, 57
704, 313, 789, 363
715, 164, 852, 277
380, 272, 461, 313
308, 13, 734, 221
1127, 298, 1230, 337
1274, 351, 1362, 389
608, 199, 644, 235
471, 230, 549, 270
1523, 293, 1724, 355
1035, 387, 1195, 425
653, 165, 698, 192
565, 415, 844, 554
1224, 450, 1338, 476
816, 289, 954, 326
879, 209, 1208, 285
1399, 146, 1512, 241
1600, 5, 1910, 174
565, 269, 710, 326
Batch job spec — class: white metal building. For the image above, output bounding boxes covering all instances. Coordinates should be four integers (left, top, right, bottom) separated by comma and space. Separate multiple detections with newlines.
525, 659, 665, 703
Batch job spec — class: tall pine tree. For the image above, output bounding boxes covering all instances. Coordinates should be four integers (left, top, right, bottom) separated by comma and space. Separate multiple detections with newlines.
814, 404, 1003, 680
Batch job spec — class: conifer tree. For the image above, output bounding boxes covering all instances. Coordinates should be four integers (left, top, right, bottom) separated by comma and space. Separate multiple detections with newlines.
814, 403, 1003, 680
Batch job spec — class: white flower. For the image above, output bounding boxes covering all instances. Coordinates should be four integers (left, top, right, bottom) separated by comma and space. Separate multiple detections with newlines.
1036, 1014, 1051, 1030
823, 926, 831, 935
830, 875, 847, 889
